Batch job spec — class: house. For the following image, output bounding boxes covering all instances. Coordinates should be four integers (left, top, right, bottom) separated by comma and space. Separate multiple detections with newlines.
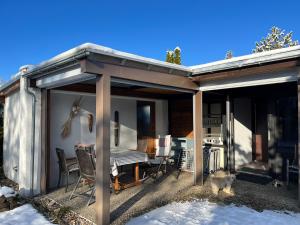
1, 43, 300, 224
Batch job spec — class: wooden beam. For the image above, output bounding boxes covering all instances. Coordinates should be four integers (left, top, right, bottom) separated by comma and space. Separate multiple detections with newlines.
111, 87, 170, 99
192, 60, 300, 83
40, 89, 47, 194
298, 80, 300, 204
53, 83, 190, 99
95, 75, 111, 225
193, 91, 203, 185
0, 97, 5, 104
80, 59, 199, 91
54, 83, 96, 93
46, 90, 51, 191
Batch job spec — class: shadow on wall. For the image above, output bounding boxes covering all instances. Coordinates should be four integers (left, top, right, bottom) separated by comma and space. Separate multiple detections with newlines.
3, 92, 20, 183
268, 117, 296, 181
234, 139, 253, 170
234, 111, 296, 181
49, 93, 168, 188
233, 98, 253, 170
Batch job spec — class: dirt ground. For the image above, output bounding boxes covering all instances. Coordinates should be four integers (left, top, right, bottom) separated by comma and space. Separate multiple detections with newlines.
181, 178, 300, 213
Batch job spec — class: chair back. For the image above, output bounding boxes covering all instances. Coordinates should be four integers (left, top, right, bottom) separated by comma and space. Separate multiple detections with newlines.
137, 139, 148, 153
155, 135, 172, 157
75, 144, 95, 157
56, 148, 68, 172
75, 146, 96, 181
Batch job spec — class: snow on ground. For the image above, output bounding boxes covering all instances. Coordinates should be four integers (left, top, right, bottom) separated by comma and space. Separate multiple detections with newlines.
0, 204, 54, 225
126, 200, 300, 225
0, 186, 16, 198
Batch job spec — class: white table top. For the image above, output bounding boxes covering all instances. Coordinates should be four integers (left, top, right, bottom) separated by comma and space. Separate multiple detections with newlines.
110, 148, 149, 166
110, 148, 149, 176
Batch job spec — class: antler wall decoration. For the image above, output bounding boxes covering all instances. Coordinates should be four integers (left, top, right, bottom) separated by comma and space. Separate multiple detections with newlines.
61, 97, 94, 138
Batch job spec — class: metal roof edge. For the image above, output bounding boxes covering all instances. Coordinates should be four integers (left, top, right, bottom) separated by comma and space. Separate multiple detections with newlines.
190, 45, 300, 75
0, 75, 20, 93
23, 43, 192, 78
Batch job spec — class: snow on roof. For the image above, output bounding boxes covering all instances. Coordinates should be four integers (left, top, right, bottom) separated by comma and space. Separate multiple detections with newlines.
2, 43, 300, 92
191, 45, 300, 75
0, 75, 20, 92
22, 43, 300, 78
25, 43, 191, 76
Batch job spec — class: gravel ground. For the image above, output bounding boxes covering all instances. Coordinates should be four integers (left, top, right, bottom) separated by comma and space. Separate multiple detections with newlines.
42, 170, 194, 225
40, 171, 300, 225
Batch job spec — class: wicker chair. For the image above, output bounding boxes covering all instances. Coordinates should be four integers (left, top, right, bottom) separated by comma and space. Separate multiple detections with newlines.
56, 148, 79, 192
69, 146, 96, 206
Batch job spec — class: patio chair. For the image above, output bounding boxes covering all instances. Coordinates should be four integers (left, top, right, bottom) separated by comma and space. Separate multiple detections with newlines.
137, 139, 148, 153
56, 148, 79, 192
145, 135, 172, 179
69, 146, 96, 206
174, 148, 184, 179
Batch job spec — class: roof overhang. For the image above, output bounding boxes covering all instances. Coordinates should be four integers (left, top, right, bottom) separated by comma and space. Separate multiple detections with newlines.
191, 45, 300, 76
3, 43, 300, 94
198, 68, 300, 91
24, 43, 192, 80
33, 58, 198, 92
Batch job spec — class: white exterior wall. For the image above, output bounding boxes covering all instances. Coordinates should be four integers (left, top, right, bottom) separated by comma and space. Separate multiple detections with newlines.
49, 91, 168, 188
2, 77, 43, 197
18, 77, 42, 196
233, 98, 253, 169
3, 91, 20, 183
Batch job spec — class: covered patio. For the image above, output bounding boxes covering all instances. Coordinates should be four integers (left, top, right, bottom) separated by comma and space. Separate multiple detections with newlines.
27, 45, 203, 225
21, 44, 300, 224
40, 169, 194, 224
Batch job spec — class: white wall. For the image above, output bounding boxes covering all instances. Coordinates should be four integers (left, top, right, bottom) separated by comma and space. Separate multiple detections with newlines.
3, 91, 20, 183
234, 98, 253, 169
2, 77, 44, 197
110, 97, 138, 149
18, 77, 42, 196
49, 91, 168, 188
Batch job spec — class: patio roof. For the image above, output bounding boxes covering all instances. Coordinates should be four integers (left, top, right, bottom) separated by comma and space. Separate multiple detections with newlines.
191, 45, 300, 75
23, 43, 192, 79
2, 43, 300, 93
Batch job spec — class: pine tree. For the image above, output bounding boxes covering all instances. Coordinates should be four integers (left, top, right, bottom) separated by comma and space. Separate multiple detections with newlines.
225, 50, 233, 59
174, 47, 181, 65
165, 50, 174, 63
253, 26, 299, 53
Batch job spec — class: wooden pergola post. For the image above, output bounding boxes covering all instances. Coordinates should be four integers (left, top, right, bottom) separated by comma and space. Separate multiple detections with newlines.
297, 80, 300, 204
193, 90, 203, 185
95, 74, 111, 225
40, 89, 47, 194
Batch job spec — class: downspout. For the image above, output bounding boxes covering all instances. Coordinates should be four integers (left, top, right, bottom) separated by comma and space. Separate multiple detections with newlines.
20, 52, 88, 196
225, 95, 231, 171
22, 71, 37, 196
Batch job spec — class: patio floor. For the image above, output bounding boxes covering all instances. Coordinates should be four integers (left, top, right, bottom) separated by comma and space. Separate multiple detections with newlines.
38, 169, 300, 225
42, 170, 194, 225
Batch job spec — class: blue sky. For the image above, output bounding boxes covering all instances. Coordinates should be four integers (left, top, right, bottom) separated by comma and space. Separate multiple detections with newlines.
0, 0, 300, 81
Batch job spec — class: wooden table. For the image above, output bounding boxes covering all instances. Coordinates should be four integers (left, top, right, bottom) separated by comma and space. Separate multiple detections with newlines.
110, 149, 148, 192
